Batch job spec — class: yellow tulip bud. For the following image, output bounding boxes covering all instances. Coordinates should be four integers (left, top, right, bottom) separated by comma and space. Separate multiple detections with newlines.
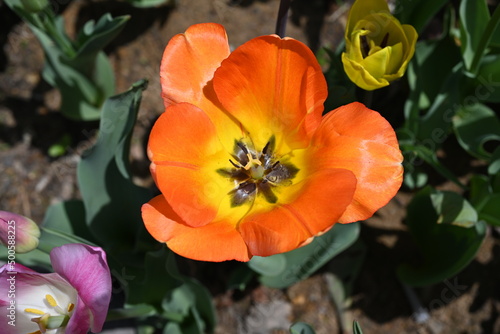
342, 0, 418, 91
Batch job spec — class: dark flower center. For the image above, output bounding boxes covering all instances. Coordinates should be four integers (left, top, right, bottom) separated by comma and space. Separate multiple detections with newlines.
360, 31, 390, 58
217, 136, 298, 207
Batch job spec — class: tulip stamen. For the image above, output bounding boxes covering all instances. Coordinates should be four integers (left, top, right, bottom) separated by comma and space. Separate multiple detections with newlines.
224, 139, 298, 206
25, 294, 75, 333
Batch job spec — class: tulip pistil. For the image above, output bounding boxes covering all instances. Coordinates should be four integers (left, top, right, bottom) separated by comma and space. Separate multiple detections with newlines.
219, 137, 298, 206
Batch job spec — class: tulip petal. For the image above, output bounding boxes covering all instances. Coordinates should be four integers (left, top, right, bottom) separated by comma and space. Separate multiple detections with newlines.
149, 102, 247, 227
238, 168, 357, 256
346, 0, 389, 37
160, 23, 230, 108
0, 264, 79, 334
142, 195, 251, 262
50, 244, 112, 333
213, 35, 327, 150
386, 42, 403, 74
159, 23, 244, 150
309, 102, 403, 223
342, 53, 389, 90
361, 46, 389, 80
66, 296, 92, 334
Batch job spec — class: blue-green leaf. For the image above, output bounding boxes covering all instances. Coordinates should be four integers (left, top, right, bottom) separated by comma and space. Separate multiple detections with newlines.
290, 322, 315, 334
459, 0, 490, 70
395, 0, 448, 33
397, 187, 486, 286
452, 103, 500, 161
353, 320, 364, 334
77, 79, 152, 247
249, 223, 359, 289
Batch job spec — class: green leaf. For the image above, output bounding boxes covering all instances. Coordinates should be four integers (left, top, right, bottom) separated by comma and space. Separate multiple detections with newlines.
161, 278, 215, 333
226, 264, 255, 291
1, 248, 51, 269
469, 174, 491, 208
290, 322, 315, 334
106, 304, 157, 322
407, 37, 462, 111
430, 191, 478, 228
127, 248, 183, 307
473, 55, 500, 103
248, 222, 359, 289
468, 5, 500, 74
397, 187, 486, 286
478, 194, 500, 226
325, 241, 366, 331
77, 79, 152, 248
459, 0, 490, 70
395, 0, 448, 33
36, 200, 97, 254
408, 144, 465, 190
126, 0, 175, 8
74, 14, 129, 74
489, 146, 500, 175
469, 174, 500, 226
452, 103, 500, 161
353, 320, 364, 334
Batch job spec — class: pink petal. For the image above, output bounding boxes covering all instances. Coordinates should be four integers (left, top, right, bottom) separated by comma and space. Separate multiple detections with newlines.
50, 244, 112, 332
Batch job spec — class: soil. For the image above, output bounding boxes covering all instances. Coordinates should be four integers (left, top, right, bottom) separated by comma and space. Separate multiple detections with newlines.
1, 0, 500, 333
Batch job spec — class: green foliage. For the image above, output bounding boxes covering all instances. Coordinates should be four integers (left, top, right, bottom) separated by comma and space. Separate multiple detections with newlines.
78, 79, 153, 248
248, 222, 359, 289
4, 0, 128, 120
397, 187, 487, 286
395, 0, 448, 33
452, 103, 500, 160
459, 0, 490, 70
126, 0, 176, 8
290, 322, 315, 334
469, 174, 500, 226
162, 279, 216, 333
353, 320, 364, 334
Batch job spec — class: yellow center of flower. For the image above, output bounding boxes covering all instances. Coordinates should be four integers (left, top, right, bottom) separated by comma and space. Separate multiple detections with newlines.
218, 136, 298, 206
25, 294, 74, 334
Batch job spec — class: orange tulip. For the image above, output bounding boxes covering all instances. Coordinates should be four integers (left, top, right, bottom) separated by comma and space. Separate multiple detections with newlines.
142, 23, 403, 262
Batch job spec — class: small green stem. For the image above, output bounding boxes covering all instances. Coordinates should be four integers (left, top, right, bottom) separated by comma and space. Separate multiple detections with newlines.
41, 227, 97, 246
470, 4, 500, 75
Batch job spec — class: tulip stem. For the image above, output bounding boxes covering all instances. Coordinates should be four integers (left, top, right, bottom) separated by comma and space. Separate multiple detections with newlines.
469, 4, 500, 75
40, 227, 98, 248
363, 90, 373, 108
275, 0, 291, 38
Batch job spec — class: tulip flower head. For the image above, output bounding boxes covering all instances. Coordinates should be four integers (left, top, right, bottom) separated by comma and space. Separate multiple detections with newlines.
0, 211, 40, 254
142, 23, 403, 262
342, 0, 418, 90
0, 244, 112, 334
